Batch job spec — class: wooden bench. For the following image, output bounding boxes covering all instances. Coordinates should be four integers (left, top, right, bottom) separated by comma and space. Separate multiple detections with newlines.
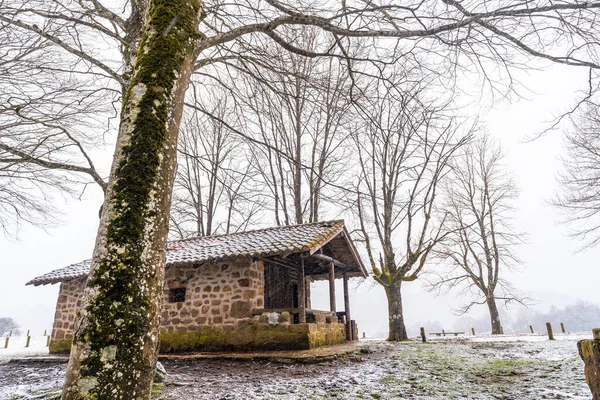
429, 331, 465, 337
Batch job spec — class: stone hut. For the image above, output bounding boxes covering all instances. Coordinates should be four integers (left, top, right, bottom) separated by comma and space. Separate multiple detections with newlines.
27, 220, 367, 353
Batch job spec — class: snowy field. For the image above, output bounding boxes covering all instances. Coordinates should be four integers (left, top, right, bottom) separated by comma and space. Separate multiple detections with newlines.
0, 333, 593, 400
0, 337, 49, 363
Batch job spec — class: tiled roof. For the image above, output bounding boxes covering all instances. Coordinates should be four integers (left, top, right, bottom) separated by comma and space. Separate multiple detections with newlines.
27, 220, 347, 286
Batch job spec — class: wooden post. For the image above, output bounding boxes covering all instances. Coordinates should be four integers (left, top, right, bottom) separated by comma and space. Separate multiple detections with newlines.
350, 320, 357, 340
305, 277, 312, 310
343, 272, 351, 341
4, 337, 8, 348
329, 262, 336, 313
442, 329, 446, 337
546, 322, 555, 340
25, 335, 31, 348
43, 330, 47, 336
500, 326, 504, 335
8, 329, 12, 337
420, 327, 426, 343
529, 325, 534, 334
560, 322, 566, 333
298, 258, 306, 323
362, 332, 366, 339
26, 329, 30, 337
47, 335, 51, 347
471, 327, 475, 336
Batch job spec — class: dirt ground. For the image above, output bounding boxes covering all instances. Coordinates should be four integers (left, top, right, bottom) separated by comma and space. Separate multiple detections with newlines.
0, 336, 591, 400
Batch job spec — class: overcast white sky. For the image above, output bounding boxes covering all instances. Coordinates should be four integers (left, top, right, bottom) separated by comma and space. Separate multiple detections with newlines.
1, 61, 598, 339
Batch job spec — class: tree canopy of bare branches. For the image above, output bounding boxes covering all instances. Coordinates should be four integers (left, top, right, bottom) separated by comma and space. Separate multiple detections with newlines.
170, 87, 263, 239
555, 99, 600, 249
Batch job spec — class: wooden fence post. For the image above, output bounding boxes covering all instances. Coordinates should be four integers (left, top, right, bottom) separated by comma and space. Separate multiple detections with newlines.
442, 329, 446, 337
362, 332, 366, 339
546, 322, 555, 340
560, 322, 566, 333
500, 326, 504, 335
43, 329, 47, 336
25, 335, 31, 348
529, 325, 534, 334
8, 330, 12, 337
46, 335, 51, 347
4, 337, 8, 349
420, 327, 426, 343
471, 327, 476, 336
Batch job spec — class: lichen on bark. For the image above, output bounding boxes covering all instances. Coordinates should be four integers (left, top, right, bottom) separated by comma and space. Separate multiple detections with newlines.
62, 0, 203, 398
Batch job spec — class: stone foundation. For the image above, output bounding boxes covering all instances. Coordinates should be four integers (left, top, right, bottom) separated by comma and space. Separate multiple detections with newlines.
578, 328, 600, 400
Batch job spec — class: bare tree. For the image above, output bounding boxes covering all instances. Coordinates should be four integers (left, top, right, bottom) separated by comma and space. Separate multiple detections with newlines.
0, 317, 19, 336
432, 135, 526, 334
555, 98, 600, 249
353, 69, 471, 341
235, 30, 354, 225
170, 87, 262, 239
3, 0, 600, 397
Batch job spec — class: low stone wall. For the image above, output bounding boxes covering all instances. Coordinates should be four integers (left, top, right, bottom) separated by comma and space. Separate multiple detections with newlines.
578, 328, 600, 400
160, 323, 346, 353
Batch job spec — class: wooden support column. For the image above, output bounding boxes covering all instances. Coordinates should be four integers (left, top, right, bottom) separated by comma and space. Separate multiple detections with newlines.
329, 262, 336, 313
305, 277, 312, 310
298, 258, 306, 323
343, 272, 351, 340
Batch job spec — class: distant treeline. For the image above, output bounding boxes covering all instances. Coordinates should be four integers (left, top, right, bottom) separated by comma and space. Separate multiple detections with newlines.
407, 301, 600, 337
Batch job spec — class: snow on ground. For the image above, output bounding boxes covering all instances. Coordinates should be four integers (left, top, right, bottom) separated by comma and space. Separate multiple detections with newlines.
0, 333, 593, 400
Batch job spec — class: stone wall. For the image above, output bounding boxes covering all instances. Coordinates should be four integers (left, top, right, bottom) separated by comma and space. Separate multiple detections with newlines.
49, 258, 265, 352
159, 322, 347, 352
161, 259, 264, 330
49, 278, 86, 353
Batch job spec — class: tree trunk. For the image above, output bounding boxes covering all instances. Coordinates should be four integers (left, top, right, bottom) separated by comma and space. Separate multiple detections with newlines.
385, 282, 408, 341
487, 296, 502, 335
62, 1, 202, 398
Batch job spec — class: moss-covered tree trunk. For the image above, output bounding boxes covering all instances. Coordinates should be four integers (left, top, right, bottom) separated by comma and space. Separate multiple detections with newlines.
487, 295, 502, 335
62, 0, 203, 398
385, 281, 408, 341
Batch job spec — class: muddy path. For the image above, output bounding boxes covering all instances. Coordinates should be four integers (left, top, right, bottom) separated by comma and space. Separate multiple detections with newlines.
0, 338, 591, 400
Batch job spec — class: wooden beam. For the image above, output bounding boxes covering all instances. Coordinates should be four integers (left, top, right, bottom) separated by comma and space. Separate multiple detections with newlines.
298, 258, 306, 323
311, 253, 346, 268
329, 262, 336, 312
344, 272, 351, 341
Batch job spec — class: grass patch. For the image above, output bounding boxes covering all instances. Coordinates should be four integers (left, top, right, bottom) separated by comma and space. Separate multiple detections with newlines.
151, 383, 164, 395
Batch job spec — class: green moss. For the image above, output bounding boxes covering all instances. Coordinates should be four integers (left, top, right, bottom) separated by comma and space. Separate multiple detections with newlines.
307, 323, 346, 348
49, 339, 72, 354
159, 325, 316, 352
